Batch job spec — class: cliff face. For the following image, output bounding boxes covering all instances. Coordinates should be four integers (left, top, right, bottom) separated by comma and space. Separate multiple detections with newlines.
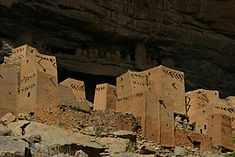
0, 0, 235, 97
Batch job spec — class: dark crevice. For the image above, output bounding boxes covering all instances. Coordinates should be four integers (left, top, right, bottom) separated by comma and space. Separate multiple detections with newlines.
20, 122, 30, 136
58, 68, 116, 103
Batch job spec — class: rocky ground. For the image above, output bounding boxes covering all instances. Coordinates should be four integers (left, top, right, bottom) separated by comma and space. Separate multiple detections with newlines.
33, 102, 142, 135
0, 111, 230, 157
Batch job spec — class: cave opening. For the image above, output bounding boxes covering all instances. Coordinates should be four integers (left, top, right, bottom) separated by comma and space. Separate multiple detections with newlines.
58, 67, 116, 103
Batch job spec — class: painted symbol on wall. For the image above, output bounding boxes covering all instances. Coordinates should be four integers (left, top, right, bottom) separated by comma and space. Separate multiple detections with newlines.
162, 68, 183, 82
38, 58, 47, 72
113, 90, 117, 97
50, 77, 57, 87
172, 83, 177, 89
159, 99, 167, 109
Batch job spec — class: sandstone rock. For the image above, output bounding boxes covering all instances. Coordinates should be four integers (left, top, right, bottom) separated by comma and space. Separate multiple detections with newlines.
111, 152, 155, 157
113, 130, 137, 142
8, 121, 105, 156
0, 136, 28, 153
30, 143, 50, 157
174, 146, 187, 156
27, 134, 42, 144
139, 143, 158, 154
18, 113, 33, 121
74, 150, 89, 157
0, 113, 16, 125
202, 151, 224, 157
97, 137, 130, 154
0, 124, 11, 136
52, 153, 73, 157
0, 151, 23, 157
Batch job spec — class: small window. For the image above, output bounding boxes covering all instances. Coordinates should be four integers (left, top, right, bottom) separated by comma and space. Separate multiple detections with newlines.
31, 50, 34, 53
200, 129, 202, 134
212, 115, 214, 119
203, 110, 205, 114
27, 92, 31, 97
204, 125, 207, 129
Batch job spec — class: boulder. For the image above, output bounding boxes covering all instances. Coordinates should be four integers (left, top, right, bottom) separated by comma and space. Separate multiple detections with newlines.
139, 143, 158, 154
0, 124, 11, 136
0, 151, 23, 157
0, 136, 28, 153
0, 113, 16, 125
113, 130, 137, 142
111, 152, 155, 157
174, 146, 187, 156
74, 150, 89, 157
8, 121, 105, 156
97, 137, 130, 154
52, 153, 73, 157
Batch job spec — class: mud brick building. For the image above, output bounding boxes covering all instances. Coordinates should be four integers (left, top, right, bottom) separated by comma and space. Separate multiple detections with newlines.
0, 45, 234, 151
60, 78, 86, 102
94, 83, 116, 111
186, 89, 235, 150
0, 45, 57, 117
0, 45, 89, 117
116, 65, 185, 146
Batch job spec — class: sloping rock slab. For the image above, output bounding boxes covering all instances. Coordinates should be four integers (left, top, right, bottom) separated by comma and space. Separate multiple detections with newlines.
8, 121, 105, 157
0, 136, 28, 154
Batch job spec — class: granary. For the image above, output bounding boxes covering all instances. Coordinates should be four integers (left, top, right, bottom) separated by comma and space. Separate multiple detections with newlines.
0, 45, 90, 117
115, 65, 185, 146
60, 78, 86, 102
186, 89, 235, 150
93, 83, 116, 111
1, 45, 234, 151
207, 114, 234, 150
0, 45, 57, 117
40, 83, 90, 113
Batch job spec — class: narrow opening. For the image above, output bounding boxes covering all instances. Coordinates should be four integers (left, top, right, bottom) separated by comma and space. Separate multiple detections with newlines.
212, 115, 214, 119
27, 92, 31, 97
193, 141, 201, 149
203, 110, 205, 114
31, 50, 34, 53
200, 129, 202, 134
204, 125, 206, 129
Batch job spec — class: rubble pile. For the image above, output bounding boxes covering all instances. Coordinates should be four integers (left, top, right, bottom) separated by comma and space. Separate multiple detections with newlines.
0, 113, 228, 157
174, 113, 194, 132
33, 103, 142, 135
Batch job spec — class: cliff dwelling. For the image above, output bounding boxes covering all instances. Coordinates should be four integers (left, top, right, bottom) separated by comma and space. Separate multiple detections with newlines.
0, 44, 234, 155
0, 0, 235, 156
